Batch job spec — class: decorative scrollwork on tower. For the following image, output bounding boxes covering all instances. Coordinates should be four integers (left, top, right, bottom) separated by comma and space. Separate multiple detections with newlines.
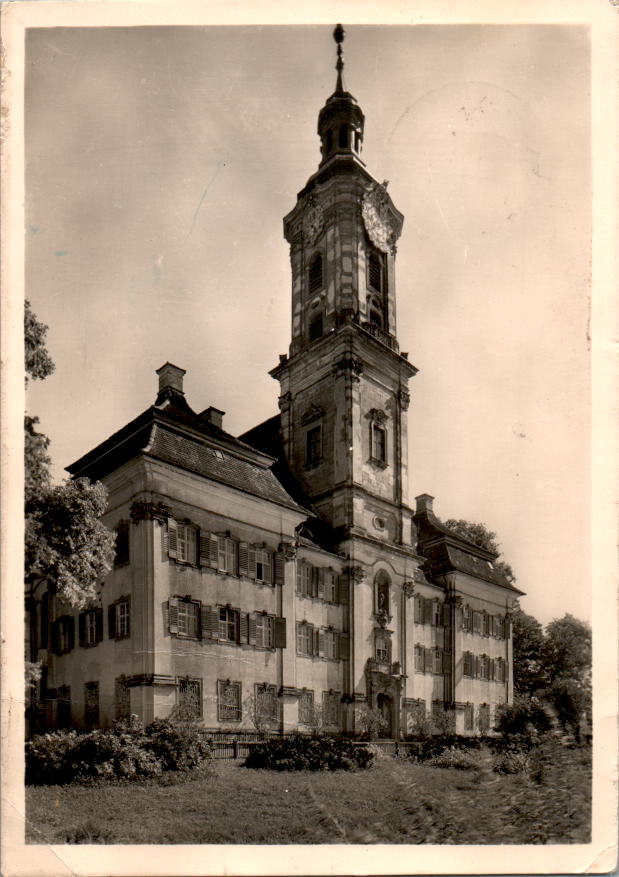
303, 196, 324, 247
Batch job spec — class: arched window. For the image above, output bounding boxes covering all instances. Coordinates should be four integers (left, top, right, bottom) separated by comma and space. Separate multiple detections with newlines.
338, 125, 349, 148
368, 250, 383, 293
308, 253, 323, 295
374, 570, 391, 614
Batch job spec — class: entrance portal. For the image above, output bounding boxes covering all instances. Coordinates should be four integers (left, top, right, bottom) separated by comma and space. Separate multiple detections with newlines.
376, 693, 393, 738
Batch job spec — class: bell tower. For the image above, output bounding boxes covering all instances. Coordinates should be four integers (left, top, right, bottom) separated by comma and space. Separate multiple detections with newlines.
271, 25, 418, 550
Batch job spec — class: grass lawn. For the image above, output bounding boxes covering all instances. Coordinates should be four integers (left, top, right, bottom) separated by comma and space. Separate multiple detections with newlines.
26, 743, 591, 845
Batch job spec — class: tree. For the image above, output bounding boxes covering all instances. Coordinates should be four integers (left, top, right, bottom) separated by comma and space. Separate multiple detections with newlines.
25, 302, 115, 610
443, 518, 516, 583
511, 605, 547, 697
542, 614, 592, 732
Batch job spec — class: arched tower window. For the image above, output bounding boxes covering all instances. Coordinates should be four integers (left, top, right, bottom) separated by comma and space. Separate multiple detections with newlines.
308, 297, 324, 342
368, 250, 384, 293
308, 253, 323, 295
374, 570, 391, 615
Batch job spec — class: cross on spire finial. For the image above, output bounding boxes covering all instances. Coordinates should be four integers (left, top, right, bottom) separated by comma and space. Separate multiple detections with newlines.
333, 23, 345, 93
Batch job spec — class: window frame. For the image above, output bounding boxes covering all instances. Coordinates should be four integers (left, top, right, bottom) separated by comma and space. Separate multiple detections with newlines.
255, 613, 274, 649
116, 599, 130, 639
217, 679, 242, 723
296, 621, 313, 657
322, 628, 338, 661
370, 422, 387, 464
176, 523, 198, 565
375, 632, 391, 664
219, 606, 240, 643
305, 424, 323, 467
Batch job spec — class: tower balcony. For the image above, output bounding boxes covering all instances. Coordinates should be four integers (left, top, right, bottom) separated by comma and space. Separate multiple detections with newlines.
359, 320, 400, 353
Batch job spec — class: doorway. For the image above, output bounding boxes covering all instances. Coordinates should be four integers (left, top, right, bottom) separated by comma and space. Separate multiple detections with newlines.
376, 693, 393, 738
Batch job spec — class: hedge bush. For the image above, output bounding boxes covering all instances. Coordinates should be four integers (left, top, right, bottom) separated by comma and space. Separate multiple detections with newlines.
243, 735, 375, 771
26, 717, 211, 785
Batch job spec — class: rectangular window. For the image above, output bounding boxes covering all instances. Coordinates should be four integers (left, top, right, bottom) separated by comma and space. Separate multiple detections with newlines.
496, 658, 506, 682
464, 702, 474, 731
115, 677, 130, 720
177, 524, 197, 564
178, 677, 202, 719
297, 563, 313, 597
296, 622, 313, 657
84, 681, 99, 727
463, 651, 474, 677
253, 548, 273, 584
219, 607, 239, 643
323, 569, 336, 602
433, 648, 443, 675
413, 595, 423, 623
414, 644, 424, 672
371, 424, 386, 462
116, 600, 130, 638
479, 703, 490, 733
323, 629, 338, 660
217, 679, 241, 722
306, 425, 322, 465
177, 600, 200, 639
462, 604, 472, 632
298, 690, 314, 724
53, 616, 75, 655
217, 535, 238, 575
322, 691, 340, 727
255, 614, 274, 649
86, 611, 98, 646
473, 611, 483, 635
375, 633, 390, 663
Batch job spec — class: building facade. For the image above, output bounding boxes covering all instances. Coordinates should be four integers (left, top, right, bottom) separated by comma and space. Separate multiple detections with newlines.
28, 28, 522, 738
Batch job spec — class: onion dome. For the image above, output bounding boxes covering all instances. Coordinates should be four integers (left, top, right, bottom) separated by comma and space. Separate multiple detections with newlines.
317, 24, 365, 165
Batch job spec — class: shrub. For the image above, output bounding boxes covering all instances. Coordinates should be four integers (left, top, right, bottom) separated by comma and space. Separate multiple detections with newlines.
493, 749, 532, 775
404, 733, 486, 762
426, 748, 485, 770
26, 715, 211, 785
243, 735, 375, 771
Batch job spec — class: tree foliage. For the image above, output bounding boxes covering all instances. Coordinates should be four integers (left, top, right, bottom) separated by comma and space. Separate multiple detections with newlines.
443, 518, 516, 583
25, 301, 115, 608
512, 607, 547, 697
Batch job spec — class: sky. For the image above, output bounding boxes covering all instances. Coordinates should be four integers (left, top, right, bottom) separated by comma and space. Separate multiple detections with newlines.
25, 23, 591, 626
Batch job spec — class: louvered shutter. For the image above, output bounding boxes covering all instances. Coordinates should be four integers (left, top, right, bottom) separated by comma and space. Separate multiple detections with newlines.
248, 546, 256, 580
78, 613, 86, 647
67, 617, 75, 651
108, 604, 116, 639
239, 612, 249, 643
209, 534, 219, 570
95, 608, 104, 642
424, 647, 433, 673
336, 574, 348, 604
315, 568, 324, 599
264, 551, 273, 584
239, 542, 249, 577
199, 532, 210, 567
274, 617, 287, 648
248, 613, 257, 645
423, 598, 433, 625
489, 658, 495, 680
168, 597, 179, 634
339, 632, 350, 660
296, 564, 303, 594
414, 595, 422, 623
317, 629, 325, 657
274, 552, 285, 585
312, 627, 319, 656
167, 519, 178, 559
201, 605, 219, 639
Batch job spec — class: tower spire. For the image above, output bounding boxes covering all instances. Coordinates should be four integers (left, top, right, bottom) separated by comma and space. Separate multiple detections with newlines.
334, 23, 345, 94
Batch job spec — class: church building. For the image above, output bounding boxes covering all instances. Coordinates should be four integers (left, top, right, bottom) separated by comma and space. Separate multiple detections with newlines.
29, 26, 522, 739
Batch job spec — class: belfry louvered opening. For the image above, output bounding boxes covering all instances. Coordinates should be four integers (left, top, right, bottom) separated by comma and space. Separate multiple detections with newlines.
308, 253, 323, 294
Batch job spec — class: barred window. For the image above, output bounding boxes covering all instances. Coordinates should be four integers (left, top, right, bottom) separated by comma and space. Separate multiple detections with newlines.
479, 703, 490, 733
115, 677, 131, 720
322, 691, 340, 727
255, 683, 279, 724
255, 614, 274, 649
298, 690, 314, 724
217, 680, 241, 722
179, 677, 202, 719
84, 681, 99, 728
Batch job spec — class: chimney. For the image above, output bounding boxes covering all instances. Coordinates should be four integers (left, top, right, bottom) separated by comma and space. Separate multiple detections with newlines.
199, 406, 225, 430
156, 362, 186, 395
415, 493, 435, 515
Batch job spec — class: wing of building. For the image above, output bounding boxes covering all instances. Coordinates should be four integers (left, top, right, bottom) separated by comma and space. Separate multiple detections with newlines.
28, 27, 523, 739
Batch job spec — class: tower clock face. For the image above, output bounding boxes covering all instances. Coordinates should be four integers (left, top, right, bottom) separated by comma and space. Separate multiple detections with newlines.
362, 183, 396, 253
303, 200, 324, 247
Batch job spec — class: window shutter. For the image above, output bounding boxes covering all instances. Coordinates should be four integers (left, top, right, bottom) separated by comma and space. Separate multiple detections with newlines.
505, 615, 512, 638
248, 546, 256, 579
273, 617, 287, 649
108, 604, 116, 639
239, 612, 249, 643
168, 597, 179, 634
318, 629, 325, 657
336, 574, 348, 604
296, 564, 303, 594
316, 568, 325, 599
264, 551, 273, 584
424, 647, 433, 673
312, 627, 319, 656
489, 658, 495, 680
274, 552, 285, 586
339, 632, 350, 660
209, 534, 219, 569
78, 613, 86, 648
423, 598, 433, 626
199, 532, 210, 567
238, 542, 249, 577
167, 519, 178, 559
248, 613, 257, 645
201, 605, 219, 639
95, 608, 104, 642
414, 595, 422, 623
67, 617, 75, 651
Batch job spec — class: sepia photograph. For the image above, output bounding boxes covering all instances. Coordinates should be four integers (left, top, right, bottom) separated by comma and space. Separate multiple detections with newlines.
2, 2, 617, 875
